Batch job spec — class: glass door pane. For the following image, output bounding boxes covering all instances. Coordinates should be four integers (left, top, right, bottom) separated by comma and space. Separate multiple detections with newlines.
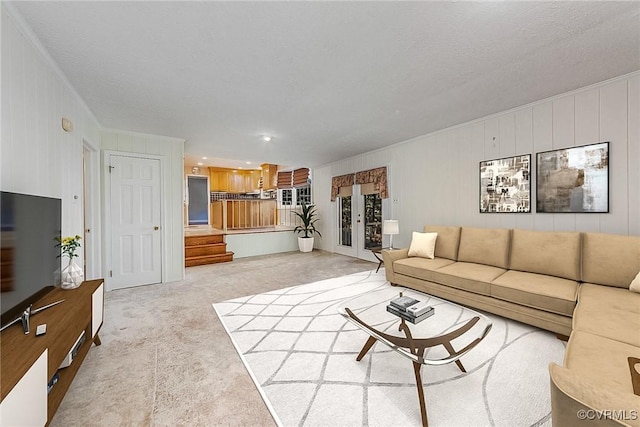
338, 196, 352, 247
363, 194, 382, 249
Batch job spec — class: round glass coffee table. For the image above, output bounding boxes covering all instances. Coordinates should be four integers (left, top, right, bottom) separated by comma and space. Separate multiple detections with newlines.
337, 286, 492, 427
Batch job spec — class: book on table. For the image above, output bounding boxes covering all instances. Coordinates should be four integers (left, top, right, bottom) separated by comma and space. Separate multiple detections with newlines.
386, 303, 435, 324
406, 302, 433, 317
389, 296, 420, 311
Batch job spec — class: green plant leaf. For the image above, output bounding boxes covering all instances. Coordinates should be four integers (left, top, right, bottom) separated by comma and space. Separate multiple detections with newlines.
292, 204, 321, 238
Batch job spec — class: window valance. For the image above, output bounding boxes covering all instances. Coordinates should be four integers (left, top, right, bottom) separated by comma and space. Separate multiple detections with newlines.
330, 167, 388, 201
293, 168, 310, 188
277, 171, 293, 189
330, 173, 355, 201
355, 167, 388, 199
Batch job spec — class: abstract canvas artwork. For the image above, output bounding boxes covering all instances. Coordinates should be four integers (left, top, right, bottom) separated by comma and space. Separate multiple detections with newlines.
536, 142, 609, 213
480, 155, 531, 213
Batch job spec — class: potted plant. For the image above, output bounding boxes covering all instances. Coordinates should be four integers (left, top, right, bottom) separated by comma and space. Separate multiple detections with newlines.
293, 204, 322, 252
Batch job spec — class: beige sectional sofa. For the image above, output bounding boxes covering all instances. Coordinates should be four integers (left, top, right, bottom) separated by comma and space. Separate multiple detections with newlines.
382, 226, 640, 426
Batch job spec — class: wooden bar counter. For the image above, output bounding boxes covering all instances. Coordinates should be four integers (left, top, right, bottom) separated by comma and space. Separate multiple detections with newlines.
211, 199, 276, 231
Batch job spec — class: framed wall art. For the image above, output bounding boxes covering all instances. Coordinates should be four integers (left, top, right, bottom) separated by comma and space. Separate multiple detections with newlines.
480, 154, 531, 213
536, 142, 609, 213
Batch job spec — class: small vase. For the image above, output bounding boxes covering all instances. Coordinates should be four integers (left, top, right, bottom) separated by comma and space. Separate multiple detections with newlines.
61, 257, 83, 289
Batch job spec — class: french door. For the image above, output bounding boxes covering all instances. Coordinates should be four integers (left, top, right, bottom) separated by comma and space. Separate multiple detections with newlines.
335, 185, 382, 262
335, 192, 356, 257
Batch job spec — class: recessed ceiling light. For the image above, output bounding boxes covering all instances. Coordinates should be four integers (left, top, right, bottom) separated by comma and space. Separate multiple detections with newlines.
246, 161, 251, 165
202, 156, 208, 160
263, 136, 271, 142
197, 162, 203, 166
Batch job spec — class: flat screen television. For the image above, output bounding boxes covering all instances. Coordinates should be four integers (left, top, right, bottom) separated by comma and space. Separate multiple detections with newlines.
1, 191, 62, 328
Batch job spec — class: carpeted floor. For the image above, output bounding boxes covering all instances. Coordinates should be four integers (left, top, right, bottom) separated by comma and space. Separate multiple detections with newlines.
49, 251, 375, 426
214, 270, 566, 427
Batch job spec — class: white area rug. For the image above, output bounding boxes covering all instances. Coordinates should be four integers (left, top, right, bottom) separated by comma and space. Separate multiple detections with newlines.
213, 270, 565, 427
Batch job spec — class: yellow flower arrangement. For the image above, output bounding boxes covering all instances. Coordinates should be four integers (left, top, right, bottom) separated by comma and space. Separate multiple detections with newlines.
55, 235, 82, 259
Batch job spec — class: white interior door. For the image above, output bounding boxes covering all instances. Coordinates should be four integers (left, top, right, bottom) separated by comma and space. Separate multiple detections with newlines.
82, 141, 101, 280
83, 146, 91, 275
109, 154, 162, 290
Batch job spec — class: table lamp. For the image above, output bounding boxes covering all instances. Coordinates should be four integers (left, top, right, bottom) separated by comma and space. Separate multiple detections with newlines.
383, 220, 399, 249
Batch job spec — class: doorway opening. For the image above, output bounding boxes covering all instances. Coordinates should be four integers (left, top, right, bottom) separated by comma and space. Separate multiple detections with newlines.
187, 175, 210, 226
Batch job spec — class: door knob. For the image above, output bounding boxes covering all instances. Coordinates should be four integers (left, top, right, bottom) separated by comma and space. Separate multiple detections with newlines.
154, 226, 160, 231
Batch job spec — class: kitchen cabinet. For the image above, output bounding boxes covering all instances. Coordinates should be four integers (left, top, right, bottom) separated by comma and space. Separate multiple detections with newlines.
228, 172, 244, 193
209, 170, 219, 190
210, 168, 264, 193
261, 164, 277, 190
209, 169, 229, 192
245, 171, 259, 192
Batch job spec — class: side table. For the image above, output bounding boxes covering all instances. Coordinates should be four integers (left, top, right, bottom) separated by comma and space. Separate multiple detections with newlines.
370, 247, 390, 273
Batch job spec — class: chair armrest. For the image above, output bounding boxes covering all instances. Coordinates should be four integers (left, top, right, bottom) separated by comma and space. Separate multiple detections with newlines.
382, 249, 409, 283
549, 363, 640, 426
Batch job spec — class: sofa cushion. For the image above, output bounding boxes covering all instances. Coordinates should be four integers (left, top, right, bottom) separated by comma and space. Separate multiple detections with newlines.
408, 232, 438, 259
565, 331, 640, 395
491, 270, 578, 316
422, 225, 461, 261
456, 227, 511, 269
573, 283, 640, 347
577, 283, 640, 314
393, 257, 455, 282
431, 262, 505, 296
582, 232, 640, 289
510, 229, 581, 281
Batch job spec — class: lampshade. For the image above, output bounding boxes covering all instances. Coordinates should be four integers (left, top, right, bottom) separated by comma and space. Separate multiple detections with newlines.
383, 220, 399, 235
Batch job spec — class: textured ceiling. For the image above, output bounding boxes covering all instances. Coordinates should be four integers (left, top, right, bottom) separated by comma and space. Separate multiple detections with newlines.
10, 1, 640, 168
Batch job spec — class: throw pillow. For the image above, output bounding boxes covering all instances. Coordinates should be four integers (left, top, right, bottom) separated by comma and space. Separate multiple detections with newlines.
408, 232, 438, 259
630, 271, 640, 293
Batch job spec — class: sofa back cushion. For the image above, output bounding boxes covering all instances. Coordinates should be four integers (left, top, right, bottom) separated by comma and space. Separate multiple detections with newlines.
510, 229, 581, 281
582, 232, 640, 288
422, 225, 461, 260
457, 227, 511, 269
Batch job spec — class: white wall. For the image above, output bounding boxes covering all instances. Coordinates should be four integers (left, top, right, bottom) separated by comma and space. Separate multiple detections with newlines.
2, 5, 185, 284
315, 72, 640, 252
227, 231, 298, 258
1, 4, 101, 272
100, 130, 185, 283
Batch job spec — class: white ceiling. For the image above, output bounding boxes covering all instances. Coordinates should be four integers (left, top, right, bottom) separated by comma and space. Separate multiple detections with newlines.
11, 1, 640, 168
